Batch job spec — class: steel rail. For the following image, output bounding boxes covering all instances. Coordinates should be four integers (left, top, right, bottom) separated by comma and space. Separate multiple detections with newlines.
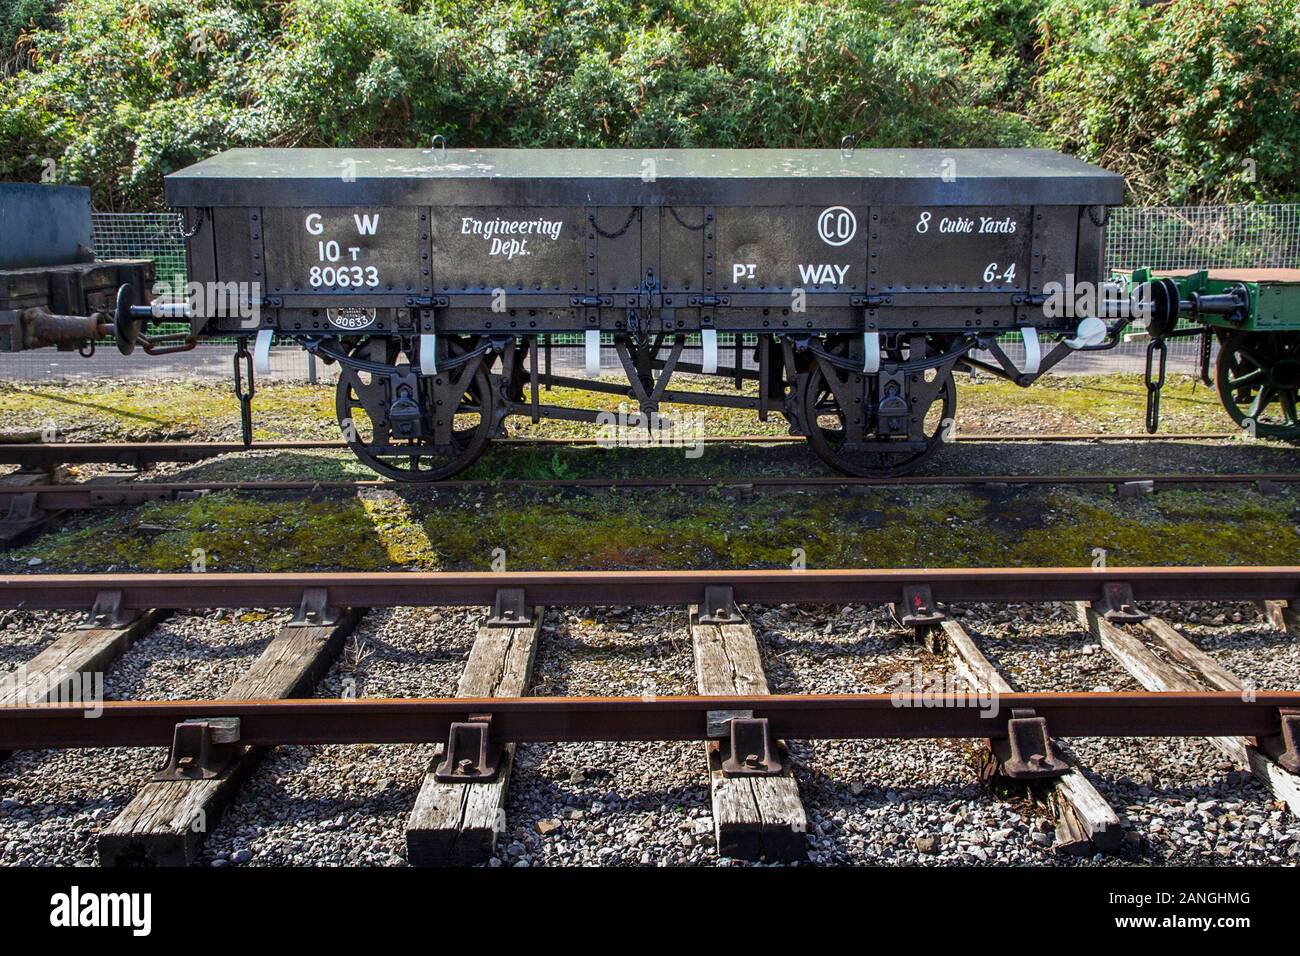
1, 471, 1296, 508
1, 566, 1296, 612
0, 692, 1295, 751
0, 431, 1245, 469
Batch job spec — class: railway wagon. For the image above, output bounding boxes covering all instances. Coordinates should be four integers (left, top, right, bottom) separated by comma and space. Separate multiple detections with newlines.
117, 147, 1127, 479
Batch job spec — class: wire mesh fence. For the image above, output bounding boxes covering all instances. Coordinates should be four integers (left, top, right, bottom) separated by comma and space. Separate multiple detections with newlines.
1106, 204, 1300, 272
89, 212, 189, 289
3, 204, 1298, 383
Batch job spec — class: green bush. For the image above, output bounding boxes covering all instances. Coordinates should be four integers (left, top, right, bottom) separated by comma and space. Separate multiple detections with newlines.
2, 0, 1298, 208
1, 0, 58, 63
1035, 0, 1300, 204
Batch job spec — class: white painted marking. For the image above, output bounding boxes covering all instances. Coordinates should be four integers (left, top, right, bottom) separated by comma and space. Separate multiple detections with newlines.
817, 206, 857, 246
864, 331, 880, 374
1066, 316, 1107, 349
1021, 326, 1041, 376
419, 334, 437, 375
701, 328, 718, 375
585, 329, 601, 378
253, 329, 273, 376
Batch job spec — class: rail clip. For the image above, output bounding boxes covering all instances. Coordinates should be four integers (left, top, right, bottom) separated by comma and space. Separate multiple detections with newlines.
290, 587, 340, 628
993, 709, 1070, 781
434, 715, 503, 782
153, 718, 241, 781
487, 588, 532, 627
78, 590, 138, 630
1097, 582, 1148, 623
697, 586, 739, 625
1257, 709, 1300, 774
898, 584, 944, 628
719, 717, 786, 777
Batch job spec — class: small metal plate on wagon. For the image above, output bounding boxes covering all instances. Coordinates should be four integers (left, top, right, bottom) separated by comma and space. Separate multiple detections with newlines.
326, 306, 377, 331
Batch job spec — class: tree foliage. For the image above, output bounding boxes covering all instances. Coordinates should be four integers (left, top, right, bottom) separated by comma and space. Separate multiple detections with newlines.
1036, 0, 1300, 204
1, 0, 1297, 208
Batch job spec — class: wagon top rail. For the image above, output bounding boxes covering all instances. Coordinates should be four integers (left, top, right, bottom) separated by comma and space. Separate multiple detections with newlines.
165, 147, 1126, 207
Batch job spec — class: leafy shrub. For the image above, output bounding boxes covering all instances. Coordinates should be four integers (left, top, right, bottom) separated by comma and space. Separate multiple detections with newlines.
1035, 0, 1300, 203
2, 0, 1297, 207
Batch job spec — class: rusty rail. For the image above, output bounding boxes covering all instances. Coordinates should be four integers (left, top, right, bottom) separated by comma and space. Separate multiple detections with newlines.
0, 567, 1296, 612
1, 692, 1296, 751
0, 431, 1245, 471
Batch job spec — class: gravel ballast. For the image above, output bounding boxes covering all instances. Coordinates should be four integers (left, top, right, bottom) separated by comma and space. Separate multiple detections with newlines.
0, 602, 1296, 866
0, 610, 283, 866
195, 605, 481, 866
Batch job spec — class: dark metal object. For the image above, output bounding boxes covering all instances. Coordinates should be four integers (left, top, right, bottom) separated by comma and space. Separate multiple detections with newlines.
0, 184, 94, 269
487, 588, 531, 627
1096, 581, 1149, 623
2, 567, 1296, 614
78, 590, 137, 630
153, 718, 241, 781
719, 717, 785, 776
166, 148, 1124, 208
1256, 710, 1300, 774
234, 337, 255, 445
15, 307, 108, 349
290, 587, 340, 627
0, 492, 43, 540
0, 432, 1242, 471
1144, 338, 1167, 434
2, 692, 1296, 752
1, 259, 152, 353
4, 471, 1295, 524
697, 585, 740, 625
433, 717, 502, 782
992, 709, 1070, 780
153, 146, 1125, 480
897, 584, 944, 628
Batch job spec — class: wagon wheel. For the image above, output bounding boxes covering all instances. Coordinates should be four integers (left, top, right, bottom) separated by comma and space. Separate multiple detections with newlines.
334, 337, 494, 480
1215, 331, 1300, 439
802, 346, 956, 477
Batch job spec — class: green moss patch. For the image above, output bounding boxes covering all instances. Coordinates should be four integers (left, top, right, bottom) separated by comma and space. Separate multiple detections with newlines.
14, 485, 1297, 573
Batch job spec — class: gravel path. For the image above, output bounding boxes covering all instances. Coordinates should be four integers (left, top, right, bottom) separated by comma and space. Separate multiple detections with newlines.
753, 603, 1048, 865
497, 606, 711, 867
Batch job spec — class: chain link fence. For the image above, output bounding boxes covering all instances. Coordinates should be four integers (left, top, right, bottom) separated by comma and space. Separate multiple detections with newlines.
3, 204, 1298, 382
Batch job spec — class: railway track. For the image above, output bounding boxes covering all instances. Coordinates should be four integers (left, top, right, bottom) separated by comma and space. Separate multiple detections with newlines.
0, 431, 1249, 472
0, 567, 1297, 866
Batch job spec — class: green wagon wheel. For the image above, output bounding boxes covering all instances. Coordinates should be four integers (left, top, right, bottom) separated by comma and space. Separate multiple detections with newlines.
1215, 331, 1300, 439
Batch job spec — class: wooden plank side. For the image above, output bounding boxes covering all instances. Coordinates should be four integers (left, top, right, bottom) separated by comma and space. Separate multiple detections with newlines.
97, 610, 361, 866
938, 619, 1121, 853
1079, 603, 1300, 817
1138, 617, 1243, 693
692, 613, 807, 862
406, 611, 543, 866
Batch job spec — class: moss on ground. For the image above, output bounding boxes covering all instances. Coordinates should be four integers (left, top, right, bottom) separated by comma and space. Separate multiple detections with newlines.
14, 485, 1297, 573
